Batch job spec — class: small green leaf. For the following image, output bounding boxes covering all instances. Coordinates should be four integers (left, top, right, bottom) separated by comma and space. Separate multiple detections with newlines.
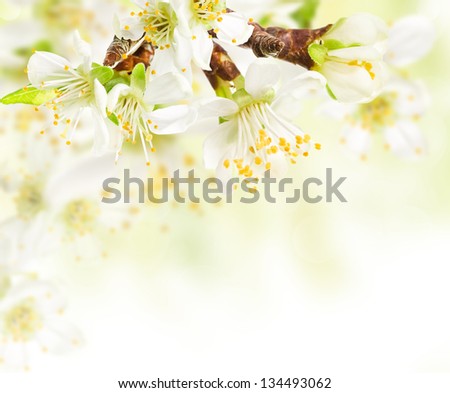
90, 66, 114, 85
108, 112, 120, 126
308, 43, 328, 66
104, 76, 130, 92
130, 63, 147, 93
0, 86, 57, 106
323, 39, 347, 51
290, 0, 320, 29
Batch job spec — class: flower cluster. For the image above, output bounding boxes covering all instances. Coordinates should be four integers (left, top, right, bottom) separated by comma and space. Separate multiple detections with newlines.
116, 0, 254, 72
6, 5, 394, 178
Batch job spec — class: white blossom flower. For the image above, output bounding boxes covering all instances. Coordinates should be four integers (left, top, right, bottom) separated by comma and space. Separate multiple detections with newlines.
385, 15, 436, 68
0, 142, 139, 264
0, 279, 82, 371
173, 0, 254, 69
308, 13, 388, 103
27, 31, 110, 154
200, 59, 326, 178
322, 77, 429, 160
320, 15, 435, 160
107, 64, 197, 165
115, 0, 253, 72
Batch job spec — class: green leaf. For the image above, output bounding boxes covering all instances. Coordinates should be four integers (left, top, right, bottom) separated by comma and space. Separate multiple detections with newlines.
323, 39, 347, 51
90, 66, 114, 85
290, 0, 320, 29
308, 43, 328, 66
130, 63, 147, 93
104, 75, 130, 93
108, 112, 120, 126
0, 86, 57, 106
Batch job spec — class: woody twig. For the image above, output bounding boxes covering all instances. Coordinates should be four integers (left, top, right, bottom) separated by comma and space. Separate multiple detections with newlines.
103, 36, 155, 72
204, 43, 242, 90
103, 10, 332, 74
243, 22, 332, 69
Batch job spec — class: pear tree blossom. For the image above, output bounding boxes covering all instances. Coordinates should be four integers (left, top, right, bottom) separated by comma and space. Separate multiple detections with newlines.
201, 60, 326, 179
320, 15, 435, 160
115, 0, 254, 73
26, 31, 111, 154
0, 279, 82, 371
307, 13, 389, 103
106, 63, 197, 165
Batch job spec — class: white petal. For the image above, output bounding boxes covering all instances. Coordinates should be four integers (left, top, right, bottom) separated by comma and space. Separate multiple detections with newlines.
171, 2, 193, 38
267, 151, 289, 178
145, 72, 192, 105
91, 110, 110, 156
318, 99, 356, 121
134, 0, 151, 8
203, 120, 237, 169
116, 16, 146, 41
190, 25, 214, 70
326, 13, 388, 46
173, 27, 193, 70
36, 319, 83, 354
215, 12, 254, 45
147, 105, 197, 135
27, 52, 73, 87
386, 15, 436, 67
245, 59, 281, 99
73, 30, 92, 62
271, 71, 326, 121
322, 60, 386, 103
276, 70, 326, 101
197, 97, 239, 119
93, 79, 107, 117
328, 45, 383, 61
218, 41, 258, 76
341, 123, 371, 156
384, 120, 426, 158
107, 83, 130, 111
149, 46, 178, 75
386, 77, 429, 117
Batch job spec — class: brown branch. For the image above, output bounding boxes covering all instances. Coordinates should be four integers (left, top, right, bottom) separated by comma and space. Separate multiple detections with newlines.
241, 22, 286, 58
243, 22, 332, 69
204, 43, 241, 90
103, 10, 333, 75
103, 36, 155, 72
